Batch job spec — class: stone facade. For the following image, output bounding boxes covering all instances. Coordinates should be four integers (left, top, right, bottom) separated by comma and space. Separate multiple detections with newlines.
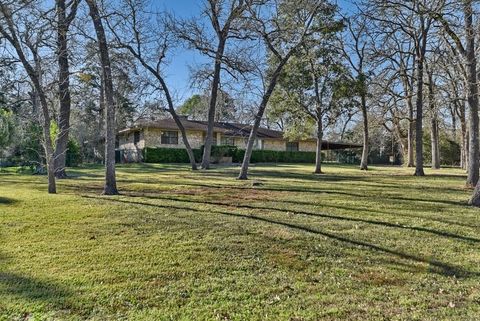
299, 140, 317, 152
118, 130, 145, 150
143, 128, 205, 149
263, 139, 286, 151
117, 128, 317, 161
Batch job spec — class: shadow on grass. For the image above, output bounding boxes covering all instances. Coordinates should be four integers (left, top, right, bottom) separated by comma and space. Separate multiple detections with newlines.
281, 199, 479, 229
82, 195, 479, 278
0, 272, 71, 307
128, 193, 480, 244
0, 197, 17, 205
57, 179, 476, 232
95, 178, 467, 208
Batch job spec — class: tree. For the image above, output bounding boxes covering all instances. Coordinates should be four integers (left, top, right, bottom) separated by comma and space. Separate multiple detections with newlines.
0, 108, 14, 151
53, 0, 79, 178
107, 0, 199, 170
238, 0, 333, 180
269, 22, 348, 174
342, 15, 371, 170
174, 0, 251, 169
85, 0, 118, 195
430, 0, 479, 189
426, 60, 440, 169
178, 89, 237, 122
363, 0, 443, 176
0, 1, 57, 193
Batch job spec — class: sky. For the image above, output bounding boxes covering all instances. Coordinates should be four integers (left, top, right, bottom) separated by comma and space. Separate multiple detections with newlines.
156, 0, 357, 104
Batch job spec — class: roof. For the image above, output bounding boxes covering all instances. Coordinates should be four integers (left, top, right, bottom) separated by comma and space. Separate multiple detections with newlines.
118, 118, 284, 139
118, 117, 362, 149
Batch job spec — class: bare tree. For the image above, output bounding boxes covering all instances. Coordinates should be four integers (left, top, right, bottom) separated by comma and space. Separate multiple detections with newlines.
363, 0, 444, 176
54, 0, 79, 178
107, 0, 198, 170
426, 60, 440, 169
85, 0, 118, 195
0, 1, 57, 193
238, 0, 329, 180
342, 15, 370, 170
430, 0, 479, 189
173, 0, 251, 169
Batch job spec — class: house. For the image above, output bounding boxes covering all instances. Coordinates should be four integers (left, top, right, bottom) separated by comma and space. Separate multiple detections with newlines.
116, 117, 361, 162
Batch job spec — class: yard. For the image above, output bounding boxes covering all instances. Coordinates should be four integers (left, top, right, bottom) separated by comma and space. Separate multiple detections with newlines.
0, 164, 479, 320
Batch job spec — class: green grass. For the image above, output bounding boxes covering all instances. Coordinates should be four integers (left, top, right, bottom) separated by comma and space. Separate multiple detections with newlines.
0, 163, 479, 320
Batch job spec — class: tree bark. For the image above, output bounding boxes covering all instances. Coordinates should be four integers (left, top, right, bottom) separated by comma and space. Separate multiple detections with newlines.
406, 96, 415, 167
465, 1, 479, 187
414, 54, 425, 176
314, 119, 323, 174
0, 4, 56, 193
86, 0, 118, 195
54, 0, 77, 179
427, 70, 440, 169
460, 108, 467, 170
359, 92, 369, 170
201, 40, 226, 170
238, 60, 289, 180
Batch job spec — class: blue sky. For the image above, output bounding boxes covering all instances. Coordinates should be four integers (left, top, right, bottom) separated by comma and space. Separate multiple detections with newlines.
158, 0, 357, 104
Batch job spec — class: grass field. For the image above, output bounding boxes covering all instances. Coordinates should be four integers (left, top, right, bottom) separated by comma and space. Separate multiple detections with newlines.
0, 163, 479, 320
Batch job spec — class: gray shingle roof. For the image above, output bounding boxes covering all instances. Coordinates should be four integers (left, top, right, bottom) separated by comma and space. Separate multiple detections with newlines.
118, 118, 362, 149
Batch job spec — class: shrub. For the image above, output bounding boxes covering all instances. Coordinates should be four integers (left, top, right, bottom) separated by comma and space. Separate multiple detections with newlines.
233, 149, 317, 163
66, 138, 82, 167
143, 147, 202, 163
143, 147, 319, 164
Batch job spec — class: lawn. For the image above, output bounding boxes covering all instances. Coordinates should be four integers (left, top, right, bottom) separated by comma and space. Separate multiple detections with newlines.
0, 163, 479, 320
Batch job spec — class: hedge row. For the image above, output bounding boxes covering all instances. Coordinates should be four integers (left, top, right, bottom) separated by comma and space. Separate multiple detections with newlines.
143, 147, 202, 163
232, 149, 319, 163
143, 146, 320, 164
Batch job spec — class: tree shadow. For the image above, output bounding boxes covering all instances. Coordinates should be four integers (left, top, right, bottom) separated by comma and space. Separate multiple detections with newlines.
128, 193, 480, 244
100, 177, 468, 208
0, 272, 72, 308
81, 195, 479, 278
251, 197, 478, 229
0, 197, 17, 205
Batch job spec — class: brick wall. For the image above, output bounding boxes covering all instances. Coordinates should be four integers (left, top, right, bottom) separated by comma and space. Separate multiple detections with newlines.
144, 128, 205, 149
299, 141, 317, 152
263, 139, 286, 151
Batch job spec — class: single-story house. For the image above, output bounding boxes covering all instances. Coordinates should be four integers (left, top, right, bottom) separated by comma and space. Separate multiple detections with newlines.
116, 117, 361, 162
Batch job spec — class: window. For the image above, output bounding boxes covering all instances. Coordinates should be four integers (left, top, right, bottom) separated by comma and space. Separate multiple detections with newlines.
286, 142, 299, 152
133, 131, 140, 145
221, 136, 235, 146
161, 131, 178, 144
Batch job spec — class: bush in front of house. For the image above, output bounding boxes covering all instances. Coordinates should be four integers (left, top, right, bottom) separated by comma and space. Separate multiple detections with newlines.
143, 146, 320, 164
143, 147, 202, 163
233, 149, 318, 163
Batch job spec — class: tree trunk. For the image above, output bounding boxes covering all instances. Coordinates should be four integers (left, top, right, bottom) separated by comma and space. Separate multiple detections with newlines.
460, 120, 467, 170
314, 119, 323, 174
414, 56, 425, 176
151, 81, 197, 170
427, 70, 440, 169
469, 183, 480, 206
406, 96, 415, 167
201, 40, 225, 170
464, 1, 479, 187
359, 93, 369, 170
86, 0, 118, 195
431, 116, 440, 169
54, 0, 76, 179
238, 60, 289, 180
0, 4, 56, 193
